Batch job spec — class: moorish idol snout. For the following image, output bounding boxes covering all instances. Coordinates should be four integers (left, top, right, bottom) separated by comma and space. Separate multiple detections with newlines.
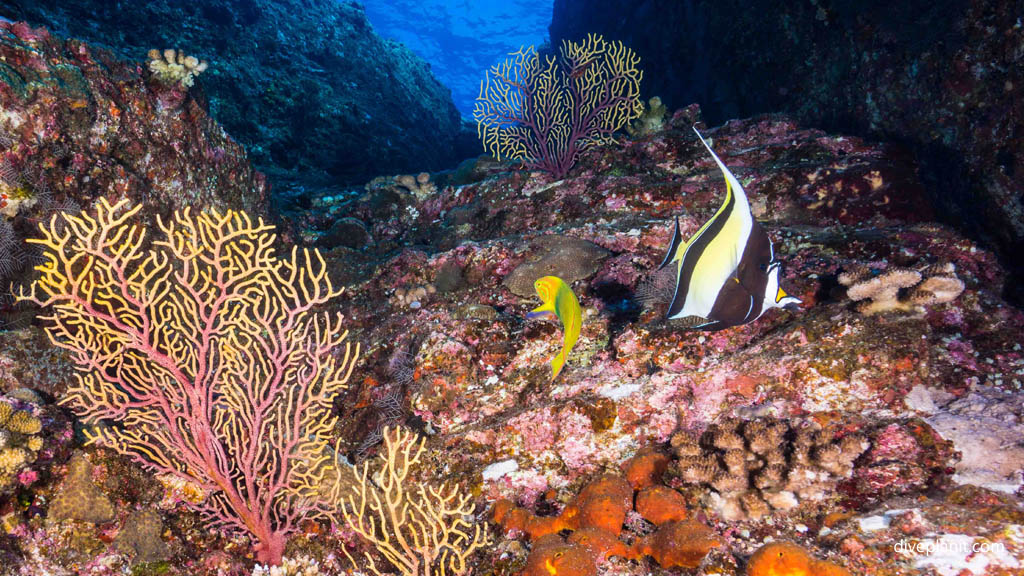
658, 127, 801, 330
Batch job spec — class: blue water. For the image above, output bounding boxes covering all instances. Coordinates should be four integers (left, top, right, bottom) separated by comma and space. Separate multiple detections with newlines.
361, 0, 554, 117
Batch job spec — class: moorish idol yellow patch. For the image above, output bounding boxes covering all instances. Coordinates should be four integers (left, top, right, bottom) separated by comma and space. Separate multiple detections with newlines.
527, 275, 582, 380
657, 127, 801, 330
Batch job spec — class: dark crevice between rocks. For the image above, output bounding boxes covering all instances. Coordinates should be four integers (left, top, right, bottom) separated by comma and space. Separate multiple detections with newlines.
593, 280, 643, 341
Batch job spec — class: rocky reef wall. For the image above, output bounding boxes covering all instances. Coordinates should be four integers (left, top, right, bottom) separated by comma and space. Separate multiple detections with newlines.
550, 0, 1024, 302
1, 0, 475, 189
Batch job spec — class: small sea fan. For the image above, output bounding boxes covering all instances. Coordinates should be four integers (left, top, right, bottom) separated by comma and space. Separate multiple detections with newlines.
635, 266, 677, 312
356, 394, 404, 460
0, 159, 19, 187
635, 266, 714, 328
356, 344, 419, 458
29, 174, 51, 207
48, 197, 82, 217
0, 221, 24, 278
387, 347, 416, 388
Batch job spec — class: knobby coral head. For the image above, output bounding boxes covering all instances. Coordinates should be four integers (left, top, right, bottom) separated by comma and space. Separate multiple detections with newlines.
474, 33, 643, 179
17, 198, 360, 565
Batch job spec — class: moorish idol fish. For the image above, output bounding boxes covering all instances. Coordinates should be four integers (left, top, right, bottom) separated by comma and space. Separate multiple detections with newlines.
527, 275, 582, 380
658, 128, 801, 330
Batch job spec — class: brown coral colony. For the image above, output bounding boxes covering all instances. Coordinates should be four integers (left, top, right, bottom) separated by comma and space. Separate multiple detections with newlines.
839, 262, 964, 315
670, 417, 869, 521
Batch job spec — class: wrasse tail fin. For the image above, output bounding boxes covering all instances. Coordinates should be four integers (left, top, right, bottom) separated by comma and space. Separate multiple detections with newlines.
550, 350, 567, 381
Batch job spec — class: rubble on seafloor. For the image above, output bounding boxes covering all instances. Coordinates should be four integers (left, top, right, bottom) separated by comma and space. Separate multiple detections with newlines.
0, 16, 1021, 576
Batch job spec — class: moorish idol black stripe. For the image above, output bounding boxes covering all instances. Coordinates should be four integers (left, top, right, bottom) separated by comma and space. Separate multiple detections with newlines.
658, 128, 801, 330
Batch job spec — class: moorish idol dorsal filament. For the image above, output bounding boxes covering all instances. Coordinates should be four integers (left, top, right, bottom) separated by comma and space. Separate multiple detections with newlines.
658, 127, 801, 330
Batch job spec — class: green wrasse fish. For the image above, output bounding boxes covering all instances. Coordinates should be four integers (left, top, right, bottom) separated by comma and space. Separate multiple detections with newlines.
527, 276, 581, 380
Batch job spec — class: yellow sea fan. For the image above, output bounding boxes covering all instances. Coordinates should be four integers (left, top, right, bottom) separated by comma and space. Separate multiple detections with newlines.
474, 34, 643, 179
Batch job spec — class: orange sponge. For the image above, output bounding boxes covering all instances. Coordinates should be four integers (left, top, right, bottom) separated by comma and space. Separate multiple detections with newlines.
493, 499, 530, 532
565, 474, 632, 536
522, 535, 598, 576
621, 448, 670, 490
574, 493, 629, 536
492, 499, 519, 525
567, 527, 631, 562
508, 471, 719, 575
493, 499, 568, 540
636, 519, 720, 569
575, 474, 633, 507
635, 486, 688, 525
746, 541, 853, 576
524, 515, 570, 540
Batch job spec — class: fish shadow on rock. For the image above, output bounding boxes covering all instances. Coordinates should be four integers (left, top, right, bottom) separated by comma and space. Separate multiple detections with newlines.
815, 273, 845, 305
592, 280, 643, 338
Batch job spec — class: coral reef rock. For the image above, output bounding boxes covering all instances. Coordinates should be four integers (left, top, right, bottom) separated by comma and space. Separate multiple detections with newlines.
503, 236, 611, 298
925, 384, 1024, 493
48, 453, 116, 524
1, 0, 474, 188
320, 109, 1020, 574
0, 21, 267, 215
0, 40, 1019, 571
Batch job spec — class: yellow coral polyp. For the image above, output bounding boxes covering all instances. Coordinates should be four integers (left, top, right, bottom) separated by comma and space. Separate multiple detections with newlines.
147, 48, 209, 88
0, 447, 29, 474
5, 410, 41, 435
